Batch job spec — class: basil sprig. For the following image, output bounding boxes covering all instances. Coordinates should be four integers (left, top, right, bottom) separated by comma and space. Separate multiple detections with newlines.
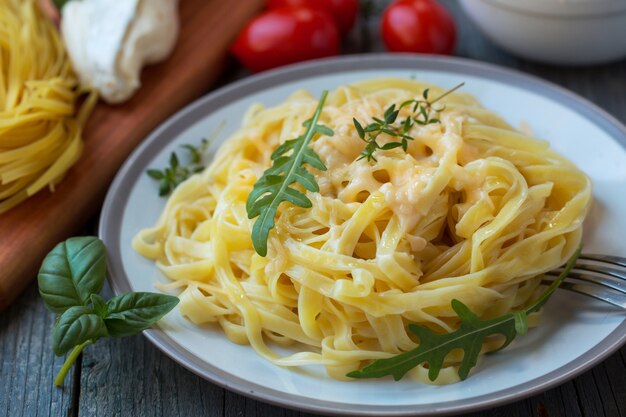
38, 236, 179, 386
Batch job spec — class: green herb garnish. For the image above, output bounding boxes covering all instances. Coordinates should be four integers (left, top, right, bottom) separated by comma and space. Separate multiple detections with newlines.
53, 0, 71, 9
147, 139, 211, 196
246, 91, 334, 257
347, 246, 580, 382
354, 82, 464, 162
38, 236, 179, 386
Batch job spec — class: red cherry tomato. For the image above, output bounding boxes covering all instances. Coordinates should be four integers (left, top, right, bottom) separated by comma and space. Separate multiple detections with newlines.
266, 0, 359, 35
381, 0, 456, 54
231, 7, 340, 73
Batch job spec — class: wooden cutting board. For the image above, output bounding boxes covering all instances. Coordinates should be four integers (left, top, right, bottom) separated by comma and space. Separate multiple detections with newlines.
0, 0, 263, 310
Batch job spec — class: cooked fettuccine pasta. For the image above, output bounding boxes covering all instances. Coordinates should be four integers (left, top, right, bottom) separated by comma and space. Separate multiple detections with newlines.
133, 79, 591, 384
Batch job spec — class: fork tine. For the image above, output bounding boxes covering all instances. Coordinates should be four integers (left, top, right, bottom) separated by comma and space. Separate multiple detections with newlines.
541, 253, 626, 309
541, 279, 626, 309
546, 269, 626, 294
568, 261, 626, 281
580, 254, 626, 268
576, 262, 625, 281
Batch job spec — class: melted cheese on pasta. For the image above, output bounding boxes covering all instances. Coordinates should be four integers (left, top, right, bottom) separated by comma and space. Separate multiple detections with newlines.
133, 79, 591, 384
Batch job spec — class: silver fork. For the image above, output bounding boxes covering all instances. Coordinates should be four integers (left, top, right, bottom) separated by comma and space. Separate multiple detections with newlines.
543, 254, 626, 310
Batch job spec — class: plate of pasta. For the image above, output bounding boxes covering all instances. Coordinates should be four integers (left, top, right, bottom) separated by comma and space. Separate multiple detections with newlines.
100, 55, 626, 416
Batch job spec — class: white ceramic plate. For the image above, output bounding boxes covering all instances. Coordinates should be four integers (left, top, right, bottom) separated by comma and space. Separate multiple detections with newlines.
100, 55, 626, 416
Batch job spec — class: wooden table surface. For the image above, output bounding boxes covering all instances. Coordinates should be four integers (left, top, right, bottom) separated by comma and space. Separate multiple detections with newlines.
1, 2, 625, 416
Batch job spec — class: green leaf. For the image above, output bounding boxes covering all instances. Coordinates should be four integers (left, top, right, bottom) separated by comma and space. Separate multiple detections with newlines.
38, 237, 106, 314
104, 292, 179, 337
347, 247, 581, 382
53, 0, 71, 9
402, 117, 413, 133
158, 181, 171, 196
246, 91, 333, 256
52, 306, 108, 356
316, 125, 334, 137
419, 106, 428, 120
170, 152, 179, 169
381, 142, 403, 150
90, 294, 108, 317
353, 118, 365, 140
146, 169, 164, 180
399, 99, 414, 109
182, 144, 201, 164
364, 123, 379, 133
346, 304, 519, 381
512, 311, 528, 335
384, 105, 398, 124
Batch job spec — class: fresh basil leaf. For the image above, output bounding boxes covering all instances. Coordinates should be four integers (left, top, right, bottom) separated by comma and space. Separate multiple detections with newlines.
104, 292, 179, 337
38, 237, 106, 314
52, 306, 108, 356
90, 294, 108, 317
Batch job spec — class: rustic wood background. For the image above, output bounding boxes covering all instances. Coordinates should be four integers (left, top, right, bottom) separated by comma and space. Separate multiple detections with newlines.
0, 0, 263, 311
1, 1, 624, 416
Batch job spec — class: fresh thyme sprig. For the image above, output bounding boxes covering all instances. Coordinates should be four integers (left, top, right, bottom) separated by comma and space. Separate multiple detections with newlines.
147, 139, 211, 196
353, 82, 465, 162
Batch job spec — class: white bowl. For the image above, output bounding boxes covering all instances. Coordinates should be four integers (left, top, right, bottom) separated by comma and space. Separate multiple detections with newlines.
460, 0, 626, 65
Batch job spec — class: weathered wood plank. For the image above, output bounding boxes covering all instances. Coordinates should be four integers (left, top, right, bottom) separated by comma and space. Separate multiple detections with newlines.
0, 283, 77, 417
77, 286, 225, 417
605, 350, 626, 417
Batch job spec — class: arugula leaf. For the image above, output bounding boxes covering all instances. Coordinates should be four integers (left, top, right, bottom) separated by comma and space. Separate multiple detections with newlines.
104, 292, 180, 337
52, 306, 108, 356
38, 237, 106, 313
347, 246, 581, 382
246, 91, 333, 256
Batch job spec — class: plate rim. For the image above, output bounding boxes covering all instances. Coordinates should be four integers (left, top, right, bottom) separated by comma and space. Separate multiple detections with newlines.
99, 53, 626, 417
